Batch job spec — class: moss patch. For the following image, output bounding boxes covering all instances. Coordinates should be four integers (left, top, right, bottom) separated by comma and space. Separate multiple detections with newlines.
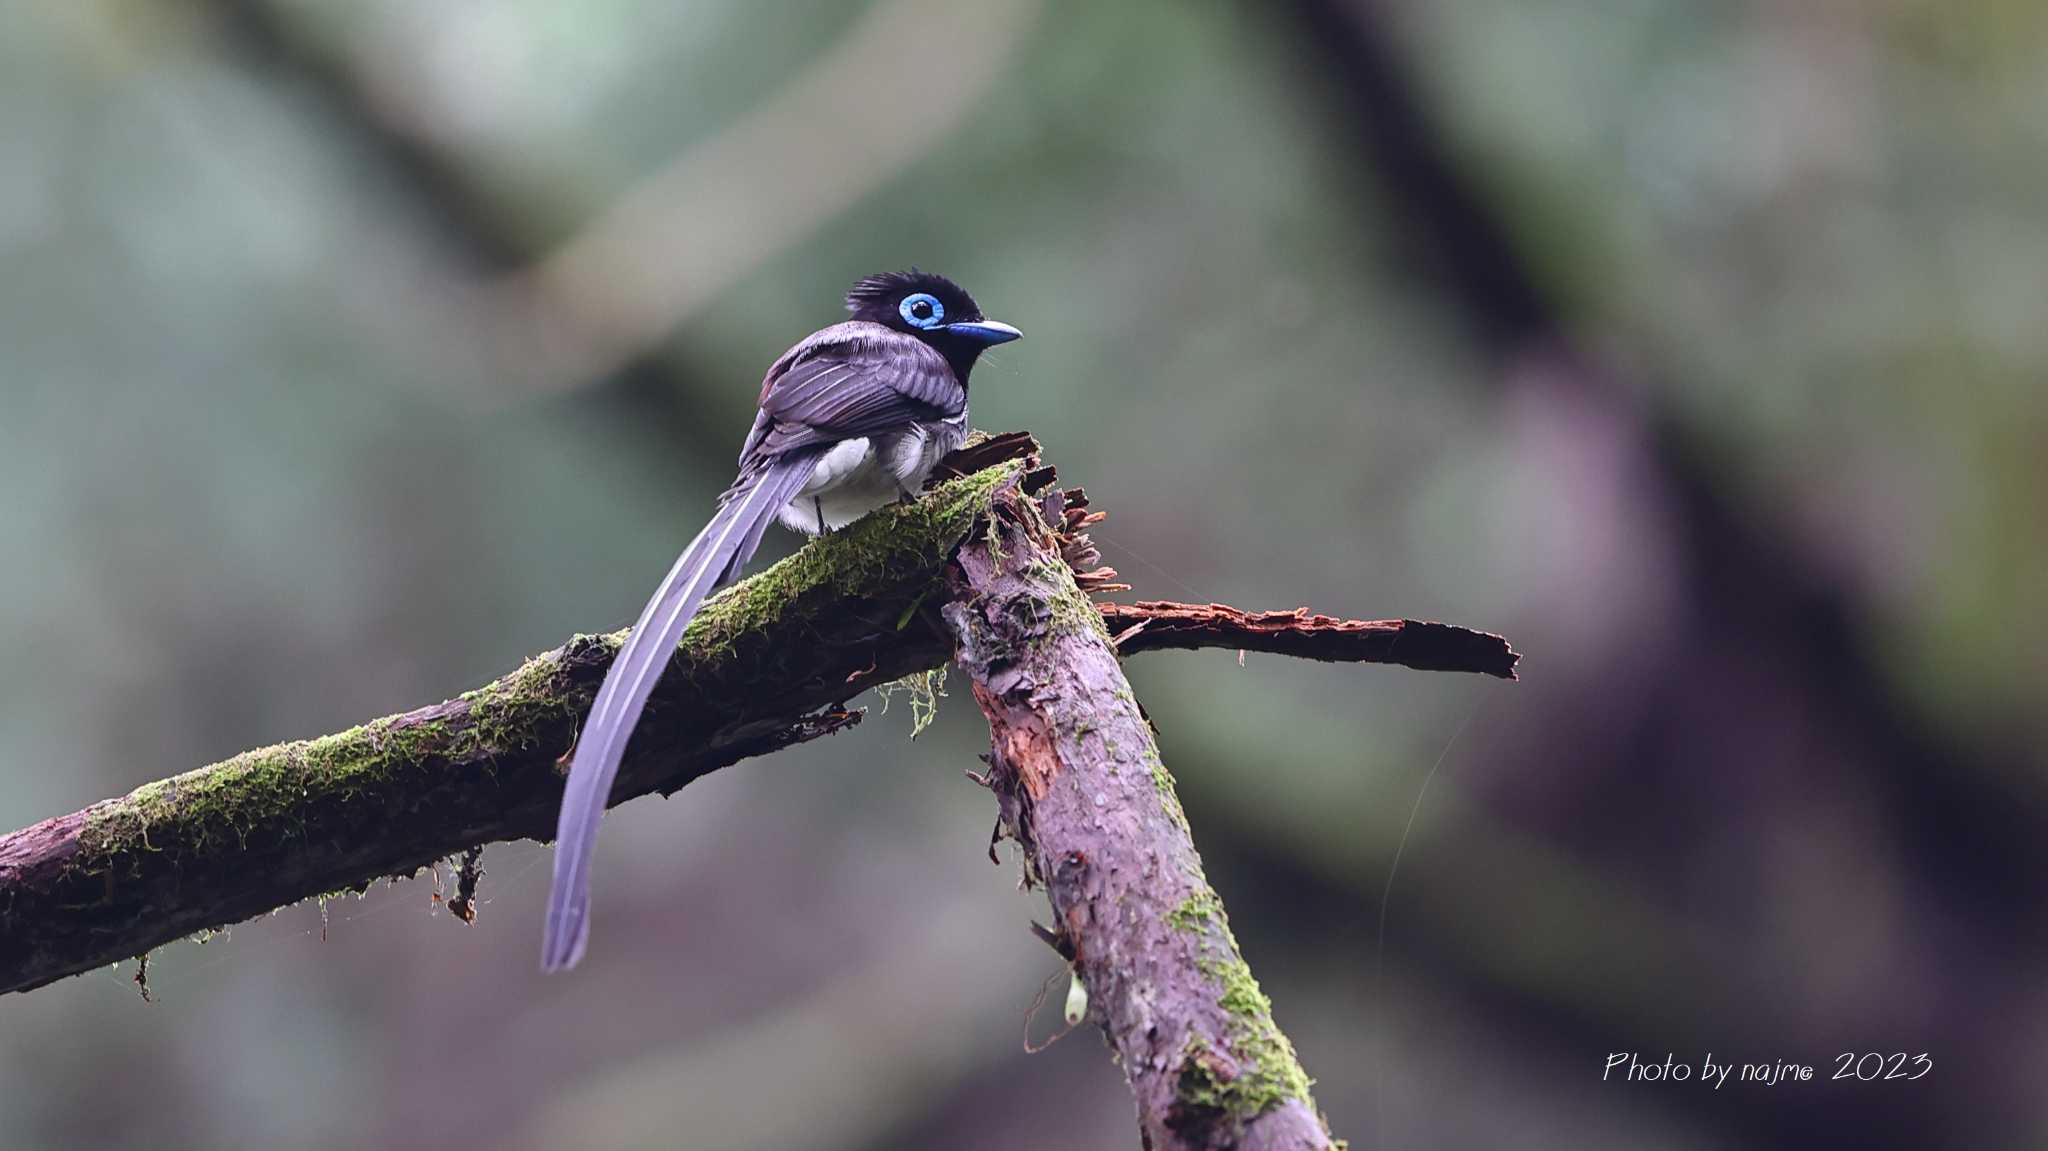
83, 640, 594, 866
1168, 888, 1225, 935
1197, 951, 1313, 1109
89, 718, 436, 860
1169, 886, 1316, 1124
1038, 558, 1117, 648
1145, 748, 1191, 831
681, 463, 1016, 667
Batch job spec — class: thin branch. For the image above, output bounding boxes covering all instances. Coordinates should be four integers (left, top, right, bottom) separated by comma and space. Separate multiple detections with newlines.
1105, 601, 1519, 678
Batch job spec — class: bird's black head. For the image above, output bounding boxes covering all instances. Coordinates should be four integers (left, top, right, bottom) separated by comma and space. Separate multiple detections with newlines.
845, 270, 1021, 381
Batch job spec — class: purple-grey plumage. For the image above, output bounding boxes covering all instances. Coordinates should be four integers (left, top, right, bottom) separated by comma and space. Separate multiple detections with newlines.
542, 271, 1019, 971
743, 323, 964, 456
541, 455, 820, 971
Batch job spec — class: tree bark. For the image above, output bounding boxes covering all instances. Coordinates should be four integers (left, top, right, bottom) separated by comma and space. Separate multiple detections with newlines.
0, 452, 1025, 997
1104, 601, 1517, 678
0, 434, 1518, 1148
947, 476, 1342, 1150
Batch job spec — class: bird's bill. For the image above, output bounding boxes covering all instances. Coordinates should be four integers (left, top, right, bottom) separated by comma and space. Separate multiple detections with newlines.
944, 319, 1023, 345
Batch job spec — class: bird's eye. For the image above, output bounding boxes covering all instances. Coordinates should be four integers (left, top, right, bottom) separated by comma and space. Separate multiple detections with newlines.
898, 292, 945, 329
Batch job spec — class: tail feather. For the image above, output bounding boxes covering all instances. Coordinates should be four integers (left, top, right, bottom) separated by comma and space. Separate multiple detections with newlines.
542, 454, 818, 971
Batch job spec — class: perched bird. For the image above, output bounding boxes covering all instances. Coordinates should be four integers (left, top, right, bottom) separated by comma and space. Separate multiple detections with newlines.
542, 271, 1021, 971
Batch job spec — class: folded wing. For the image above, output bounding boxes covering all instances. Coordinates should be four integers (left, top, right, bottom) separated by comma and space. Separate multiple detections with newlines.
741, 323, 964, 463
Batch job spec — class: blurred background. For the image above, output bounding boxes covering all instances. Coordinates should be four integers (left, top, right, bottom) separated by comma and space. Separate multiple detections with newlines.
2, 1, 2043, 1147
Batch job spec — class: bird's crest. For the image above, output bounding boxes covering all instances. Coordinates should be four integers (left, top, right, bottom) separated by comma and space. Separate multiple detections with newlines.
845, 269, 977, 316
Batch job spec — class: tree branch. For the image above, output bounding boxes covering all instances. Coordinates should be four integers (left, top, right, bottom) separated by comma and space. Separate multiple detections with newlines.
1105, 601, 1518, 678
0, 452, 1022, 996
946, 476, 1337, 1149
0, 433, 1516, 1151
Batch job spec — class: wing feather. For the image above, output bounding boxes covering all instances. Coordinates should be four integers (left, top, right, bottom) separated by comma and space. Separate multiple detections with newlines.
740, 322, 963, 461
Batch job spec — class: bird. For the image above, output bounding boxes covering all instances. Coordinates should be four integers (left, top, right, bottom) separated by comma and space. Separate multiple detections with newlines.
541, 270, 1021, 971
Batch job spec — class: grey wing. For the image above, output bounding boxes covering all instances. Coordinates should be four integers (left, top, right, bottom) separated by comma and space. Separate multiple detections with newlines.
739, 322, 963, 463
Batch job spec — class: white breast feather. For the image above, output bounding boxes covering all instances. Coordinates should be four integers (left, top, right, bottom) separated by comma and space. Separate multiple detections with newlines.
774, 418, 967, 536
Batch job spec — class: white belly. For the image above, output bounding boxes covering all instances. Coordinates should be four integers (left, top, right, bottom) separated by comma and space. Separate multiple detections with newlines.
775, 418, 966, 535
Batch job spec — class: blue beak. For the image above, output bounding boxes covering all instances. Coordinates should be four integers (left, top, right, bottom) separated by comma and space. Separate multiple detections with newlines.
944, 319, 1023, 345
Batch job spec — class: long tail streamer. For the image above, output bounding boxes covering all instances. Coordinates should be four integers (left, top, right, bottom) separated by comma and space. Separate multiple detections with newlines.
542, 454, 819, 971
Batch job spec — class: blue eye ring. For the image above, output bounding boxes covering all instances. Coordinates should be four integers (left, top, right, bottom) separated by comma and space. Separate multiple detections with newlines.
899, 292, 945, 329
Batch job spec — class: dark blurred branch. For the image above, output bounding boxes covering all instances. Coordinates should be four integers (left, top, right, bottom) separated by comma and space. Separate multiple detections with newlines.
206, 0, 527, 270
202, 0, 1041, 410
1292, 0, 2040, 902
1288, 0, 1554, 347
945, 479, 1339, 1150
1278, 4, 2035, 1143
199, 0, 719, 452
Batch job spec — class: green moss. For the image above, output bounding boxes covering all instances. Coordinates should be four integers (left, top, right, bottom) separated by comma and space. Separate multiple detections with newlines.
1175, 1033, 1235, 1116
982, 508, 1010, 564
1168, 888, 1225, 934
79, 463, 1022, 871
1170, 887, 1316, 1125
1190, 951, 1315, 1116
1146, 748, 1190, 831
681, 463, 1017, 666
1042, 570, 1116, 647
83, 703, 464, 860
459, 650, 580, 755
39, 458, 1025, 990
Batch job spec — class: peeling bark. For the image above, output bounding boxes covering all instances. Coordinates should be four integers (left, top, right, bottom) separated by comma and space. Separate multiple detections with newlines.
1106, 601, 1517, 678
945, 476, 1338, 1151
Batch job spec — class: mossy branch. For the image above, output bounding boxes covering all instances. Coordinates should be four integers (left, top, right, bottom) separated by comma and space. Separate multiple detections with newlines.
0, 432, 1519, 1151
0, 456, 1021, 996
946, 476, 1343, 1150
